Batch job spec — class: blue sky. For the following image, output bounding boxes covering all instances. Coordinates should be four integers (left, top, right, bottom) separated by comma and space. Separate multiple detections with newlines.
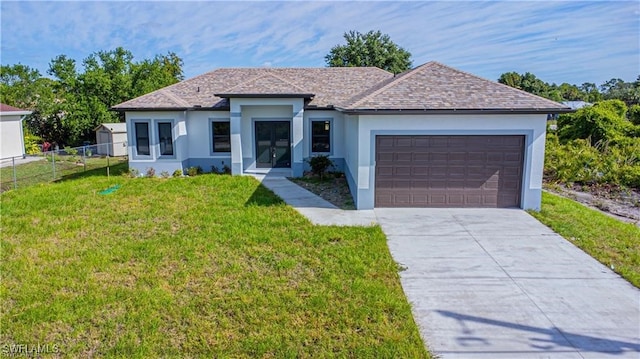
1, 1, 638, 86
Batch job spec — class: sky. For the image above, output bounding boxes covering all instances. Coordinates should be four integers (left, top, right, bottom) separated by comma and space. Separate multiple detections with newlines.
1, 1, 639, 86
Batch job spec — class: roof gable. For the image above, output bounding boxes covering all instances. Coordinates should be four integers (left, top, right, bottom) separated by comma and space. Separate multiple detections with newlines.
95, 123, 127, 133
1, 103, 23, 112
1, 103, 32, 115
216, 73, 313, 97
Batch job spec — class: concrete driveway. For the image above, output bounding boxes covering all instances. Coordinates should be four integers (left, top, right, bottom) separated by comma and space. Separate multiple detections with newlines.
376, 208, 640, 359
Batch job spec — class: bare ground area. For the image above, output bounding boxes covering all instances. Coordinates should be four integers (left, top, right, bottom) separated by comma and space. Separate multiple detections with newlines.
288, 174, 356, 210
544, 183, 640, 227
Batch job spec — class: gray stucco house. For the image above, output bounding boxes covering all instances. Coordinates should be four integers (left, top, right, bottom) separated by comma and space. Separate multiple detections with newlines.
112, 62, 570, 210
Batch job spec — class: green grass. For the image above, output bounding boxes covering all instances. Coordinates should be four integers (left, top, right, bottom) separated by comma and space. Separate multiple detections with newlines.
0, 155, 127, 192
529, 191, 640, 287
1, 174, 429, 357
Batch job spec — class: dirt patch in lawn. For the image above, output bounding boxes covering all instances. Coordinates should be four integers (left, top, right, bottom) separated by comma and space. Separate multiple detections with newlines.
545, 183, 640, 227
289, 174, 355, 210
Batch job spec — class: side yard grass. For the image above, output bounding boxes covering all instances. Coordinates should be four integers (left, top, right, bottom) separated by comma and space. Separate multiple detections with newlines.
0, 174, 429, 357
0, 155, 127, 192
529, 191, 640, 288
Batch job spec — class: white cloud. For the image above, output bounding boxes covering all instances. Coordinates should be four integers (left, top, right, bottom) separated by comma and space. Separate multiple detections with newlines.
1, 1, 638, 85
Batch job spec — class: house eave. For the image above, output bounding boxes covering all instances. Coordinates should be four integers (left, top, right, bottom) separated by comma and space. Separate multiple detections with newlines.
0, 110, 32, 116
214, 93, 315, 99
334, 107, 575, 115
111, 106, 191, 112
111, 106, 232, 112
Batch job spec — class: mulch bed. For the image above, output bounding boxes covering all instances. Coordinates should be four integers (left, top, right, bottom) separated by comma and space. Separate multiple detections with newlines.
289, 174, 355, 210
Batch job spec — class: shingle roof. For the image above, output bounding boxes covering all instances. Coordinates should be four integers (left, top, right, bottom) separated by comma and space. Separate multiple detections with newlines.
112, 62, 570, 113
95, 123, 127, 133
339, 62, 568, 111
0, 103, 29, 112
215, 73, 313, 97
113, 67, 393, 110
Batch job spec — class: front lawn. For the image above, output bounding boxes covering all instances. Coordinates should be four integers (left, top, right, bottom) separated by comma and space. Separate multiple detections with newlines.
529, 191, 640, 288
0, 174, 429, 357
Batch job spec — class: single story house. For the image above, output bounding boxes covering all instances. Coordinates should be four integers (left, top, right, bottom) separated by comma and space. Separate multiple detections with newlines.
95, 123, 128, 157
0, 103, 31, 159
112, 62, 570, 210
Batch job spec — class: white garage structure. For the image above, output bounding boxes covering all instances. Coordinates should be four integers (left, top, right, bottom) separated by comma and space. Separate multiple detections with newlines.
95, 123, 128, 157
0, 103, 31, 159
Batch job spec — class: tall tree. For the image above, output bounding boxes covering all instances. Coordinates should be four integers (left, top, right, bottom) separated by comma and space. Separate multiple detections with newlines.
497, 72, 521, 89
600, 77, 640, 106
497, 71, 608, 102
498, 71, 562, 101
579, 82, 602, 103
0, 64, 43, 108
325, 30, 412, 74
4, 48, 184, 146
558, 83, 583, 101
131, 52, 184, 96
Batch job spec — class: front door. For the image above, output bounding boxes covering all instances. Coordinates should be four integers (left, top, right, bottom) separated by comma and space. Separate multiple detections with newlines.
255, 121, 291, 168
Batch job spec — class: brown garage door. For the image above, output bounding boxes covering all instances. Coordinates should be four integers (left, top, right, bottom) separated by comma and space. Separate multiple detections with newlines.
375, 135, 524, 208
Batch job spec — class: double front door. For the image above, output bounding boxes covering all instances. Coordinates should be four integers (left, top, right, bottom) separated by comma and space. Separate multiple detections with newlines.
255, 121, 291, 168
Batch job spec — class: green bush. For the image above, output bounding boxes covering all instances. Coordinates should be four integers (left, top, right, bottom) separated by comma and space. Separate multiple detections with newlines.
23, 131, 42, 155
65, 146, 78, 157
629, 104, 640, 126
187, 166, 203, 176
172, 169, 183, 177
307, 155, 334, 179
545, 132, 640, 188
557, 100, 633, 145
127, 168, 140, 178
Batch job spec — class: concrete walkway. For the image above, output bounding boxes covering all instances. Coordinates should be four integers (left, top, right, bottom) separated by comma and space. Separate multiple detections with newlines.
377, 208, 640, 359
249, 171, 376, 226
0, 155, 44, 168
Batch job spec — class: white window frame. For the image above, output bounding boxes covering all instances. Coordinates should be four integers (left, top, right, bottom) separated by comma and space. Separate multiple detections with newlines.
310, 118, 333, 155
132, 119, 152, 159
209, 118, 231, 156
154, 119, 176, 160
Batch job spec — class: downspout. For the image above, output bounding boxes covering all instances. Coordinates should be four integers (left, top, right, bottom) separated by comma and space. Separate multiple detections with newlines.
19, 114, 27, 158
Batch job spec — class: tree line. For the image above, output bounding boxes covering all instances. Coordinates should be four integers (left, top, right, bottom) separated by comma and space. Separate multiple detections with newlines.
497, 71, 640, 189
2, 31, 638, 148
497, 71, 640, 107
1, 47, 183, 146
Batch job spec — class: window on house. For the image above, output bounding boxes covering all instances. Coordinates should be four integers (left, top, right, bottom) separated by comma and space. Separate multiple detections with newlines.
212, 121, 231, 152
311, 120, 331, 153
157, 122, 174, 156
135, 122, 150, 156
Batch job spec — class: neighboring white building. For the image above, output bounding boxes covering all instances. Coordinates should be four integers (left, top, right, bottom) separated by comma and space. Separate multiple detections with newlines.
95, 123, 128, 157
561, 101, 592, 110
113, 62, 571, 210
0, 103, 31, 159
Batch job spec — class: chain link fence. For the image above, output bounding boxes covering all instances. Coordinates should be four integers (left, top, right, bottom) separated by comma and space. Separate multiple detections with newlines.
0, 142, 128, 193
